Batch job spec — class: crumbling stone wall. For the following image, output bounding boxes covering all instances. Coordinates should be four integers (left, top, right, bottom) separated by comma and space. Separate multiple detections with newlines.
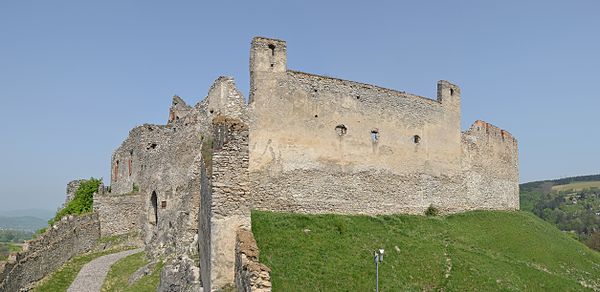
0, 214, 100, 291
200, 115, 250, 291
100, 36, 519, 291
64, 179, 86, 207
462, 120, 520, 210
247, 36, 518, 215
235, 229, 271, 292
93, 193, 144, 237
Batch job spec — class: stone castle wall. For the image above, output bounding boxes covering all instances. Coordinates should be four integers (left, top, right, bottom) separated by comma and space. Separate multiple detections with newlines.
0, 214, 100, 291
93, 193, 144, 237
99, 36, 518, 291
247, 36, 519, 215
200, 116, 250, 292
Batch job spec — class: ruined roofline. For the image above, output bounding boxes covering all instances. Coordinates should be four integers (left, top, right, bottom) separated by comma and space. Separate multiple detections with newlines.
287, 70, 450, 105
253, 36, 286, 44
463, 120, 517, 143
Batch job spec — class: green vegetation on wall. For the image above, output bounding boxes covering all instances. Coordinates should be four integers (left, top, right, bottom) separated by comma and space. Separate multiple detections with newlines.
252, 210, 600, 291
48, 178, 102, 226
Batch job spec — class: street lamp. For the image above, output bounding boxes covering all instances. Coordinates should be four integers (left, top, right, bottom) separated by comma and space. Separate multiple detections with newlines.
374, 249, 384, 292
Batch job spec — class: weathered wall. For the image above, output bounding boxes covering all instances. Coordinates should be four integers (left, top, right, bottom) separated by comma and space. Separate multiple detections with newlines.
93, 193, 144, 237
247, 36, 518, 215
200, 116, 251, 292
64, 179, 86, 207
462, 120, 520, 210
235, 229, 271, 292
0, 214, 100, 291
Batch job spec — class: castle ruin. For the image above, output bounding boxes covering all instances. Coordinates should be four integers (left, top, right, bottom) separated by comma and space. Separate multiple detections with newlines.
1, 37, 519, 291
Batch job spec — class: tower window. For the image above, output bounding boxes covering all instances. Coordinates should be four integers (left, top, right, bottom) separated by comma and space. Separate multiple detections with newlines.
268, 44, 275, 56
450, 88, 454, 96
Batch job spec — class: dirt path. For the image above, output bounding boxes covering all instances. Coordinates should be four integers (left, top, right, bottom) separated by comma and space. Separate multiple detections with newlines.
67, 248, 143, 292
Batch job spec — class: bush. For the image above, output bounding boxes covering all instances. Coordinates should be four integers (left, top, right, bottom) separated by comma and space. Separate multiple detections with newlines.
48, 178, 102, 226
425, 205, 439, 216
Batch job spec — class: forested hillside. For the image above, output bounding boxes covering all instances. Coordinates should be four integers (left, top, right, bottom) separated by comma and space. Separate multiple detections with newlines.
520, 174, 600, 251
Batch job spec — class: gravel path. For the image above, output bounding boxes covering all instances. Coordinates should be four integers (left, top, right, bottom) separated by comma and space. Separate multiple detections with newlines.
67, 248, 143, 292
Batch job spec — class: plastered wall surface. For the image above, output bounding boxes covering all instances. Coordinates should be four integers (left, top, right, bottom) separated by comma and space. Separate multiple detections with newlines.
248, 36, 518, 215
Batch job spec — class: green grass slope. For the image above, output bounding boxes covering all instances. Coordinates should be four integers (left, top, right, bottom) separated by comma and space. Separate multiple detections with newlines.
252, 211, 600, 291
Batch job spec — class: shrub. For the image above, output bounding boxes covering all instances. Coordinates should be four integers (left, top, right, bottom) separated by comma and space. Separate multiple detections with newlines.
425, 205, 439, 216
132, 183, 140, 193
48, 178, 102, 226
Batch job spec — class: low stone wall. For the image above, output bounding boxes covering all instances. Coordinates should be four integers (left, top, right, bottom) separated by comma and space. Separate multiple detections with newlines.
235, 229, 271, 292
0, 213, 100, 291
94, 193, 144, 237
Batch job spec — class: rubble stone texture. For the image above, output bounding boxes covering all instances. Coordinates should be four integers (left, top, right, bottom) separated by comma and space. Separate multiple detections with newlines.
0, 214, 100, 291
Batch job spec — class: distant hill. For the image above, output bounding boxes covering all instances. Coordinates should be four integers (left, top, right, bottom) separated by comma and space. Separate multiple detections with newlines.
252, 210, 600, 291
0, 216, 47, 232
0, 209, 55, 221
520, 174, 600, 251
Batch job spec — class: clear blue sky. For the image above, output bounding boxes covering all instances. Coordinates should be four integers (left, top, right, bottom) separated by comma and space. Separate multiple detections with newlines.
1, 1, 599, 211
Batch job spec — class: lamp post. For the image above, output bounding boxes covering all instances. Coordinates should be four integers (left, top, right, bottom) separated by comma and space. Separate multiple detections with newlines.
374, 249, 384, 292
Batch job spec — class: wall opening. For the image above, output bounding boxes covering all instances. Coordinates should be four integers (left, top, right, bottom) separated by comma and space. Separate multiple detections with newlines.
146, 143, 157, 150
371, 129, 379, 142
335, 124, 347, 136
450, 88, 454, 96
413, 135, 421, 144
113, 160, 119, 182
150, 191, 158, 225
268, 44, 275, 56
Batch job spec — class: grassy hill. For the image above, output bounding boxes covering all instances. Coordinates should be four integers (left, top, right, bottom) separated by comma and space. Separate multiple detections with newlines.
252, 211, 600, 291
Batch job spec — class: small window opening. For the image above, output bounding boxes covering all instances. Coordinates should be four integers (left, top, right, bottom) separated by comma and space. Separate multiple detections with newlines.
270, 63, 274, 68
128, 159, 132, 176
114, 160, 119, 182
371, 129, 379, 142
450, 88, 454, 96
150, 191, 158, 225
314, 114, 318, 118
147, 143, 157, 150
161, 200, 167, 209
413, 135, 421, 144
268, 44, 276, 56
209, 109, 214, 114
335, 124, 347, 136
356, 95, 360, 100
313, 89, 318, 93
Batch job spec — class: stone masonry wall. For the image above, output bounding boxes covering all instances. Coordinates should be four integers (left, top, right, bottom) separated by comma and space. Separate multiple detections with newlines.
200, 115, 250, 292
93, 193, 144, 237
462, 120, 520, 210
247, 36, 518, 215
0, 214, 100, 291
235, 229, 271, 292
